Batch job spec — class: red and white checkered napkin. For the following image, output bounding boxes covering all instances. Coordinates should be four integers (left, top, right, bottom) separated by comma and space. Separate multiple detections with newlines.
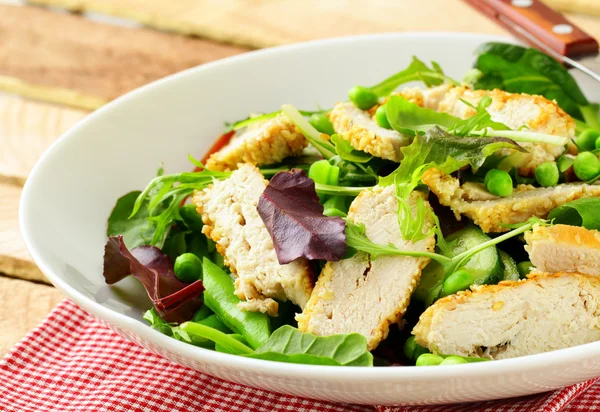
0, 299, 598, 412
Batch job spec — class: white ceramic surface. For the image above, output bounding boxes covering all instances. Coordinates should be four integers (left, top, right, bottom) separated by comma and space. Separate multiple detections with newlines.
20, 33, 600, 406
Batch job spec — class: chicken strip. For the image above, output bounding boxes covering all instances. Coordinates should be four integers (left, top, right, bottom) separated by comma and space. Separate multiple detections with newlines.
525, 224, 600, 276
205, 114, 307, 172
193, 164, 313, 316
422, 168, 600, 233
397, 85, 575, 174
328, 101, 411, 162
297, 187, 435, 350
413, 272, 600, 360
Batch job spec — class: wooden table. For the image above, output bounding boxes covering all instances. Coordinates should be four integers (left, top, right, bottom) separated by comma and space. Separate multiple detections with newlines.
1, 0, 599, 356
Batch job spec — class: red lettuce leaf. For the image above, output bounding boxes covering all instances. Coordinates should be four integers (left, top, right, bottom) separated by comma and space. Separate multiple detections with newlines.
257, 169, 347, 264
103, 235, 204, 323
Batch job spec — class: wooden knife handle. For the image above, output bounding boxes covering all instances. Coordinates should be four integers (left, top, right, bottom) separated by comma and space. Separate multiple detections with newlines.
464, 0, 599, 57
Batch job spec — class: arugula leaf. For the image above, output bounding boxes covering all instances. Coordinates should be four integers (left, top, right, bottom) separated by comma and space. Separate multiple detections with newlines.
130, 160, 230, 246
107, 191, 164, 249
548, 198, 600, 230
380, 127, 525, 186
370, 57, 458, 97
386, 96, 460, 133
472, 42, 599, 129
386, 95, 566, 145
451, 96, 508, 136
345, 221, 447, 263
144, 308, 195, 343
246, 325, 373, 366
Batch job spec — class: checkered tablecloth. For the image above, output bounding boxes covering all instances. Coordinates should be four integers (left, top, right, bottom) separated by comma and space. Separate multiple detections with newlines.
0, 299, 597, 411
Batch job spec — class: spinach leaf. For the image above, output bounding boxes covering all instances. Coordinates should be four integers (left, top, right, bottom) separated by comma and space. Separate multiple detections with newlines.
472, 42, 599, 129
107, 191, 163, 249
386, 96, 460, 133
548, 198, 600, 230
246, 325, 373, 366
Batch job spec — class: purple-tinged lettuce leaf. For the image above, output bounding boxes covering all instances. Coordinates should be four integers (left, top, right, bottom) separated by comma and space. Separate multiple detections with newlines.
257, 170, 347, 264
103, 235, 204, 323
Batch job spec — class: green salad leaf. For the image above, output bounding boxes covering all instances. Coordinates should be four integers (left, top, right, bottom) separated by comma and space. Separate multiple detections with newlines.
331, 134, 373, 163
345, 221, 448, 263
130, 159, 230, 246
385, 94, 567, 146
472, 42, 600, 130
548, 198, 600, 230
370, 57, 458, 97
246, 325, 373, 366
386, 95, 459, 133
107, 191, 163, 249
380, 127, 525, 186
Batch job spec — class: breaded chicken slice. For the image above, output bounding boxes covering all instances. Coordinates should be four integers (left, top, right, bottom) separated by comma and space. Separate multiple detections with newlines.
397, 85, 576, 174
296, 187, 435, 350
525, 224, 600, 276
413, 272, 600, 360
193, 164, 313, 316
422, 168, 600, 233
205, 114, 308, 172
329, 102, 411, 162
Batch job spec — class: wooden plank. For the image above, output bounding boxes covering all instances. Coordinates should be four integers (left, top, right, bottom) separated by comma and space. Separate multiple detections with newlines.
0, 276, 63, 356
0, 92, 88, 185
0, 183, 48, 283
0, 4, 247, 110
25, 0, 600, 49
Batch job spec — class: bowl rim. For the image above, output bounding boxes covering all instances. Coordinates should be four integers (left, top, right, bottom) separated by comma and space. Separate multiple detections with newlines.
19, 31, 600, 382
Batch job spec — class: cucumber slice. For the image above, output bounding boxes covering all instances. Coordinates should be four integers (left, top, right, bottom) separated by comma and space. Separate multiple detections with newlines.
414, 225, 504, 304
499, 250, 520, 281
448, 225, 504, 286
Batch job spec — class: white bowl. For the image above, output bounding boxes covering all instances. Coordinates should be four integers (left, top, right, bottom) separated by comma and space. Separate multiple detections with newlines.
20, 33, 600, 406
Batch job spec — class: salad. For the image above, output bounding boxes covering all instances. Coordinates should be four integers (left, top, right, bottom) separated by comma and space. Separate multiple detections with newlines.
103, 42, 600, 367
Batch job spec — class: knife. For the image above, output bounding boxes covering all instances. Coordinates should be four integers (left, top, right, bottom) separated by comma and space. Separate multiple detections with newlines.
463, 0, 600, 83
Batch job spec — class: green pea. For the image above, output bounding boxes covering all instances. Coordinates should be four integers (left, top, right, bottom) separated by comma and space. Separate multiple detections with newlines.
308, 159, 340, 202
484, 169, 513, 197
442, 269, 473, 296
323, 196, 348, 217
440, 356, 468, 365
573, 152, 600, 181
517, 261, 535, 279
416, 353, 444, 366
556, 155, 574, 173
180, 203, 204, 231
577, 129, 600, 152
375, 105, 391, 129
596, 136, 600, 150
403, 336, 429, 361
309, 113, 335, 135
534, 162, 559, 187
308, 159, 340, 186
174, 253, 203, 283
348, 86, 379, 110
